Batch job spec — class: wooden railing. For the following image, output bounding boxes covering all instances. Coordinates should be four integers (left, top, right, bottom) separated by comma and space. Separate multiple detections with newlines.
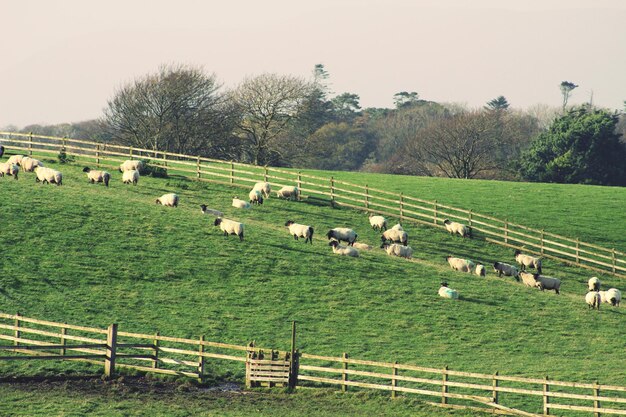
0, 131, 624, 277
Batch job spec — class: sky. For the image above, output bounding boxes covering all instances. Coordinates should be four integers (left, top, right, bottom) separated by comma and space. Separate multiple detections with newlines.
2, 0, 626, 128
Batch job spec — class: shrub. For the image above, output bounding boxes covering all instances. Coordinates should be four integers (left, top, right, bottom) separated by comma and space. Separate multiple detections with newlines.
139, 159, 168, 178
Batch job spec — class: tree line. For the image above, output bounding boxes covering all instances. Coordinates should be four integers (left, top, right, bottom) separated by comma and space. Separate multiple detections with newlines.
6, 64, 626, 186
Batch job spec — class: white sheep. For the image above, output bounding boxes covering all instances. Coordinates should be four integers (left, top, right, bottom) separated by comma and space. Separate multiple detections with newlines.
7, 155, 25, 166
380, 228, 408, 248
21, 157, 43, 172
82, 167, 110, 187
391, 224, 404, 231
514, 250, 542, 274
443, 219, 471, 238
446, 256, 475, 273
119, 160, 144, 173
0, 162, 19, 180
214, 218, 244, 241
605, 288, 621, 307
329, 240, 359, 257
438, 282, 459, 300
122, 169, 140, 185
200, 204, 223, 217
248, 189, 264, 205
276, 185, 299, 200
326, 228, 357, 245
475, 264, 486, 277
588, 277, 601, 292
493, 262, 519, 279
352, 242, 373, 250
519, 271, 539, 288
155, 193, 178, 207
232, 197, 251, 209
369, 215, 387, 231
253, 182, 271, 199
284, 220, 314, 244
384, 243, 413, 259
585, 291, 601, 310
34, 166, 62, 185
534, 274, 561, 294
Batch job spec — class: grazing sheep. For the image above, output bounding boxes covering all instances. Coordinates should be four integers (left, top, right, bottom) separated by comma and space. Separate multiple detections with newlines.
328, 240, 359, 257
380, 228, 408, 248
82, 167, 110, 187
493, 262, 519, 280
438, 282, 459, 300
21, 157, 43, 172
475, 264, 486, 277
200, 204, 223, 217
7, 155, 25, 166
119, 160, 143, 173
605, 288, 621, 307
588, 277, 601, 292
585, 291, 601, 310
369, 215, 387, 231
248, 189, 264, 205
232, 197, 251, 209
446, 256, 475, 273
391, 224, 404, 231
514, 250, 542, 274
384, 243, 413, 259
0, 145, 3, 157
276, 185, 299, 200
534, 274, 561, 294
0, 162, 18, 180
253, 182, 271, 199
326, 228, 358, 246
155, 193, 178, 207
285, 220, 314, 244
34, 166, 62, 185
443, 219, 472, 238
122, 169, 139, 185
214, 218, 244, 241
352, 242, 373, 250
519, 271, 539, 288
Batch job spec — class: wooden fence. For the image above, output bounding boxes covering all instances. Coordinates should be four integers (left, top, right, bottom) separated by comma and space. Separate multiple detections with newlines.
1, 313, 626, 416
0, 131, 624, 278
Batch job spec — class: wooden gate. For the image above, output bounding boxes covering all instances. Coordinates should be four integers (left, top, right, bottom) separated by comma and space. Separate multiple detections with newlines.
245, 348, 296, 388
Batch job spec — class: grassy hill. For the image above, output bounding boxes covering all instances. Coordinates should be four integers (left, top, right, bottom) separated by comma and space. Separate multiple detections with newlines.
1, 158, 625, 416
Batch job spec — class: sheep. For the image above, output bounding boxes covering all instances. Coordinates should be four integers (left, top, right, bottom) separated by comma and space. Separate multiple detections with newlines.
384, 243, 413, 259
276, 185, 299, 200
214, 218, 244, 241
232, 197, 251, 209
352, 242, 373, 250
0, 145, 3, 157
391, 224, 404, 231
369, 215, 387, 231
605, 288, 621, 307
446, 256, 475, 273
438, 282, 459, 300
534, 274, 561, 294
585, 291, 601, 310
200, 204, 223, 217
326, 228, 358, 246
34, 166, 62, 185
285, 220, 314, 244
328, 240, 359, 257
475, 264, 486, 277
155, 193, 178, 207
7, 155, 25, 166
248, 189, 264, 205
82, 167, 110, 187
588, 277, 601, 292
21, 157, 43, 172
493, 262, 519, 280
380, 228, 408, 248
0, 162, 18, 180
443, 219, 471, 238
119, 160, 143, 173
519, 271, 539, 288
122, 169, 139, 185
514, 250, 542, 274
252, 182, 271, 199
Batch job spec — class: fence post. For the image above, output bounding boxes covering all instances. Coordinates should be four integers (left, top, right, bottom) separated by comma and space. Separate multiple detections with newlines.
504, 220, 509, 244
297, 172, 302, 201
196, 156, 201, 179
198, 335, 205, 383
14, 312, 21, 347
468, 209, 473, 228
230, 161, 234, 184
264, 166, 268, 182
543, 376, 550, 415
330, 177, 335, 207
96, 144, 100, 168
342, 352, 348, 393
163, 152, 167, 168
391, 361, 398, 399
28, 132, 33, 155
365, 184, 370, 213
434, 200, 438, 225
104, 323, 118, 378
541, 229, 545, 255
612, 249, 616, 274
441, 365, 449, 404
129, 147, 133, 159
594, 381, 601, 417
60, 325, 67, 356
492, 371, 499, 405
289, 321, 297, 389
400, 194, 404, 222
152, 332, 159, 369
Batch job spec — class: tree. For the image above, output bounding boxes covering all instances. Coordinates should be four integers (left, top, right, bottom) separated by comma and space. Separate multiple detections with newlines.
303, 122, 376, 171
102, 64, 238, 158
485, 96, 510, 111
393, 91, 420, 109
519, 107, 626, 185
560, 81, 578, 110
331, 93, 361, 122
232, 73, 313, 165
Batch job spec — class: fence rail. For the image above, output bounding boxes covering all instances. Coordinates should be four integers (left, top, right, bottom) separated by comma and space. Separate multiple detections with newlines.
1, 131, 623, 278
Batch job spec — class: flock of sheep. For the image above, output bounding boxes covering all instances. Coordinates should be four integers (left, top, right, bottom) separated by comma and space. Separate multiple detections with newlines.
1, 151, 622, 310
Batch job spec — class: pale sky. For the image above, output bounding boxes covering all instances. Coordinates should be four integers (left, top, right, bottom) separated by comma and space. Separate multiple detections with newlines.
2, 0, 626, 128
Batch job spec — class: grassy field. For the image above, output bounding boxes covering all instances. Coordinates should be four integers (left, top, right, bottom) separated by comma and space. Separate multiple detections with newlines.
1, 157, 625, 416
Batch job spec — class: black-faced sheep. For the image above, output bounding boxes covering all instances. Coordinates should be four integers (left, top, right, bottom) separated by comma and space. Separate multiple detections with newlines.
232, 197, 251, 209
327, 228, 357, 246
156, 193, 178, 207
493, 262, 519, 280
604, 288, 621, 307
369, 215, 387, 231
34, 166, 62, 185
380, 228, 408, 248
83, 167, 110, 187
391, 224, 404, 231
446, 256, 475, 273
585, 291, 601, 310
439, 282, 459, 300
276, 186, 299, 200
0, 162, 18, 180
119, 160, 144, 173
588, 277, 601, 292
384, 243, 413, 259
519, 271, 539, 288
122, 169, 139, 185
352, 242, 373, 250
214, 218, 244, 241
7, 155, 25, 166
253, 182, 271, 199
533, 274, 561, 294
475, 264, 486, 277
0, 145, 3, 157
285, 220, 314, 244
249, 189, 264, 205
514, 250, 542, 274
329, 240, 359, 257
200, 204, 223, 217
21, 157, 43, 172
443, 219, 471, 238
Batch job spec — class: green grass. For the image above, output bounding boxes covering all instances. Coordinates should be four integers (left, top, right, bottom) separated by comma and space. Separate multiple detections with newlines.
1, 158, 625, 416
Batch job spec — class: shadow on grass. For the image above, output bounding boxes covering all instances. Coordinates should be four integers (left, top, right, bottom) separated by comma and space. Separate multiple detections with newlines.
459, 296, 499, 307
